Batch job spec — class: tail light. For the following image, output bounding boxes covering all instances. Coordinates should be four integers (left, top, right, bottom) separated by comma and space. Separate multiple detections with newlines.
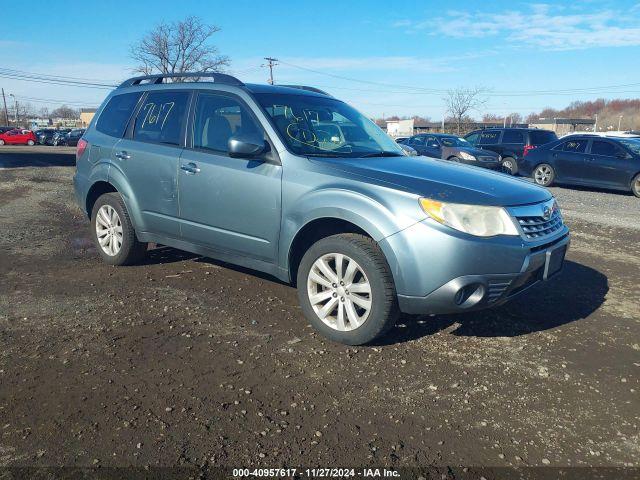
76, 138, 88, 162
523, 145, 536, 157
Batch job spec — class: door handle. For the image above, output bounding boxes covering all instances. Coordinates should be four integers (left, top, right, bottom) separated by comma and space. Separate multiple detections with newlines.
115, 151, 131, 160
180, 162, 200, 174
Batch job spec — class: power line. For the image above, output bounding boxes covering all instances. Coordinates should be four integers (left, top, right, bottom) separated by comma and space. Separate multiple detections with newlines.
0, 67, 120, 84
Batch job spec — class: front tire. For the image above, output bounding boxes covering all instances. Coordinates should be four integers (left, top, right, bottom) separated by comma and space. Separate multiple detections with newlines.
0, 139, 4, 145
632, 173, 640, 198
27, 139, 35, 146
501, 157, 518, 175
91, 192, 147, 265
296, 233, 399, 345
533, 163, 555, 187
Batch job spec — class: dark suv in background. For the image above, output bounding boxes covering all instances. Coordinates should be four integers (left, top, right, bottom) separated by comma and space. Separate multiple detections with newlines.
465, 128, 558, 175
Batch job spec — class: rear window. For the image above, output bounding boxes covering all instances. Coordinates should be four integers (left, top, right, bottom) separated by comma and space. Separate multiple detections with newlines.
529, 130, 557, 146
96, 92, 142, 138
501, 130, 525, 144
559, 139, 587, 153
133, 91, 189, 146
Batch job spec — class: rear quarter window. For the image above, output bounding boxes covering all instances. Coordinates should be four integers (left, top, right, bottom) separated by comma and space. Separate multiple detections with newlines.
96, 92, 142, 138
529, 130, 558, 146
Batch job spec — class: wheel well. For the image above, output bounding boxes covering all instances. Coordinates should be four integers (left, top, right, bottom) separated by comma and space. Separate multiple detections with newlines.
85, 181, 118, 217
288, 218, 369, 285
447, 155, 457, 160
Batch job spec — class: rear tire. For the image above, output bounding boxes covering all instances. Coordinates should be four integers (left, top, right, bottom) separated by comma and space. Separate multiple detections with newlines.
296, 233, 399, 345
533, 163, 555, 187
91, 192, 147, 266
27, 139, 35, 146
501, 157, 518, 175
632, 173, 640, 198
0, 139, 4, 145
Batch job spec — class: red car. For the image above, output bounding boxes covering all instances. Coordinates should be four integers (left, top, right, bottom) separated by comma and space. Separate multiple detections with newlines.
0, 129, 37, 146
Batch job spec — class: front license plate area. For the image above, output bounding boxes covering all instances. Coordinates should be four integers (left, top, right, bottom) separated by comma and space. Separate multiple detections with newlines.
543, 245, 566, 280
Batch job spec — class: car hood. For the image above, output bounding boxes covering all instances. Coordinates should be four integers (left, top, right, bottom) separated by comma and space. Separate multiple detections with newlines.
318, 155, 551, 206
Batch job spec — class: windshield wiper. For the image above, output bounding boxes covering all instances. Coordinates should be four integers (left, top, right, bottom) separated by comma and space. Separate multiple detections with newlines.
360, 151, 404, 158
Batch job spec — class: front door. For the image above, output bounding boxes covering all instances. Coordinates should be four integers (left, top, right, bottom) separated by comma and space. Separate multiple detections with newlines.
113, 90, 190, 238
584, 139, 633, 188
177, 92, 282, 262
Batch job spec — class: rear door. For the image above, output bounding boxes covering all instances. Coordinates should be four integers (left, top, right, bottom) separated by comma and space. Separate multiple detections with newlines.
112, 90, 190, 238
550, 138, 588, 183
177, 91, 282, 262
500, 129, 526, 158
421, 135, 442, 158
584, 139, 633, 188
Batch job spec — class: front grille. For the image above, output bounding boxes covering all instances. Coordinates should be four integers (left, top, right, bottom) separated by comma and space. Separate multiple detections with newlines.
516, 209, 563, 240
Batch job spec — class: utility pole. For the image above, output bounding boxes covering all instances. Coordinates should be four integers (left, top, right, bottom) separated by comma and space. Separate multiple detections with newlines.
593, 113, 598, 132
618, 115, 623, 131
1, 88, 8, 126
263, 57, 278, 85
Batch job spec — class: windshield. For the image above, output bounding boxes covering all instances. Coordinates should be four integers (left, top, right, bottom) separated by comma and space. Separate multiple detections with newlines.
255, 93, 404, 157
440, 136, 470, 148
619, 138, 640, 155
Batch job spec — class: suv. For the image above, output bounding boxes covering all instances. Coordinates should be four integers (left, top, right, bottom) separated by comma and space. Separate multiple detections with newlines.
74, 72, 570, 345
465, 128, 558, 175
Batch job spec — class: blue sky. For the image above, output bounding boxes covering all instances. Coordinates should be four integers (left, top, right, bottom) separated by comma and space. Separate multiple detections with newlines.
2, 0, 640, 119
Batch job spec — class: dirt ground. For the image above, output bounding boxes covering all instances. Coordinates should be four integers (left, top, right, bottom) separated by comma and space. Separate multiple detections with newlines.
0, 146, 638, 474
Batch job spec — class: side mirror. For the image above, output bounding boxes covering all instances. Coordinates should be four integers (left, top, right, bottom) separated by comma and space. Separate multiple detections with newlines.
228, 133, 267, 158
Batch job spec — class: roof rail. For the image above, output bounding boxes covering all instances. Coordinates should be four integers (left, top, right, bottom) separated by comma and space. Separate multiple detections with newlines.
118, 72, 244, 88
279, 85, 331, 96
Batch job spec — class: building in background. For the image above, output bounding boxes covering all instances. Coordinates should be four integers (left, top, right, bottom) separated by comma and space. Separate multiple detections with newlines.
529, 118, 595, 136
80, 108, 97, 128
386, 118, 529, 137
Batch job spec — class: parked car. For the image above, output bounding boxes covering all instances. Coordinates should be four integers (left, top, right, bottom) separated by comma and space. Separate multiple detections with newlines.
0, 129, 37, 145
562, 131, 640, 139
398, 143, 418, 156
464, 128, 558, 175
394, 137, 409, 144
57, 128, 85, 147
521, 135, 640, 197
403, 133, 501, 170
74, 73, 569, 345
36, 129, 57, 145
0, 126, 13, 134
52, 130, 69, 146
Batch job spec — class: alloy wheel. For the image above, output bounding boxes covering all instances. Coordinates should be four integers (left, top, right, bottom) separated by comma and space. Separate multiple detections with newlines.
534, 165, 553, 185
307, 253, 372, 331
95, 205, 123, 256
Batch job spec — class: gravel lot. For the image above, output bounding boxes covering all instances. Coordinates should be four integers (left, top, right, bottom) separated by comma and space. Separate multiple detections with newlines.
0, 146, 638, 474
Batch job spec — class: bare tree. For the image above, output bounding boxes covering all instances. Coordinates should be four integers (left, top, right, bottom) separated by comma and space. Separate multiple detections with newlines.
444, 87, 487, 134
130, 16, 230, 79
51, 105, 79, 119
507, 112, 523, 125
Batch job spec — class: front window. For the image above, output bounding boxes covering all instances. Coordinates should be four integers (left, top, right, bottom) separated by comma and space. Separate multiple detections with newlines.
440, 136, 471, 148
255, 93, 404, 157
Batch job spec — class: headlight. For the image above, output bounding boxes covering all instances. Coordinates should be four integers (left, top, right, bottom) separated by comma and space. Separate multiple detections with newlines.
419, 198, 519, 237
459, 151, 476, 161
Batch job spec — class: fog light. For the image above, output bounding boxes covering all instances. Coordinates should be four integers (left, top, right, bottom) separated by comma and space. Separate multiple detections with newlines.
454, 283, 485, 307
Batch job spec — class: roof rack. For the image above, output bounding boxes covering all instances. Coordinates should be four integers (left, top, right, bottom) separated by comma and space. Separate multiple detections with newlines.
118, 72, 244, 88
279, 85, 331, 96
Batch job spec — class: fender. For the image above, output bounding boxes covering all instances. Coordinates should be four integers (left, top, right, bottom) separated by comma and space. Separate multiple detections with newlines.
278, 186, 425, 275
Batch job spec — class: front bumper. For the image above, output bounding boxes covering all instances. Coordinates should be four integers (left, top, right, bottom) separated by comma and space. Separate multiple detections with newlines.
397, 233, 569, 314
379, 217, 570, 315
